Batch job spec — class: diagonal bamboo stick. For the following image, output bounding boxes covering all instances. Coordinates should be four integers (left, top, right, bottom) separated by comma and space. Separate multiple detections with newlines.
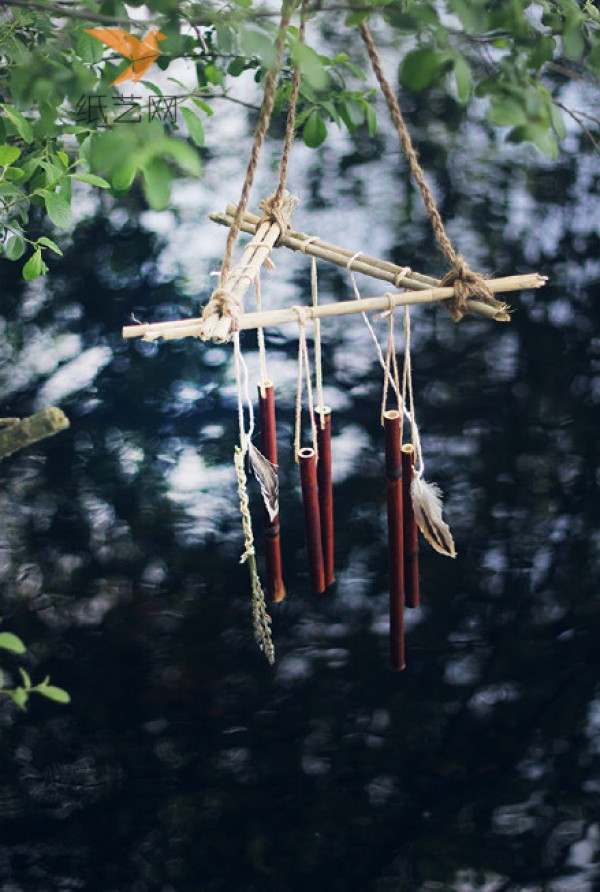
210, 206, 439, 292
201, 192, 299, 343
122, 273, 547, 342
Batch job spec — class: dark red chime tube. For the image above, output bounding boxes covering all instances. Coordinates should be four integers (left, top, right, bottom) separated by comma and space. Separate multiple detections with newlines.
314, 406, 335, 589
401, 444, 420, 609
258, 381, 286, 603
298, 447, 326, 595
384, 410, 405, 670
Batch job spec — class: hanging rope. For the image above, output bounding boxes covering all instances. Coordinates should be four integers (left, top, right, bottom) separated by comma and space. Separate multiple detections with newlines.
400, 306, 423, 477
310, 256, 326, 428
233, 332, 275, 663
359, 22, 504, 323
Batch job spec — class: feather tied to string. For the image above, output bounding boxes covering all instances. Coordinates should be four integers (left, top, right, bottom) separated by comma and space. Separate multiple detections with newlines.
410, 476, 456, 558
248, 442, 279, 522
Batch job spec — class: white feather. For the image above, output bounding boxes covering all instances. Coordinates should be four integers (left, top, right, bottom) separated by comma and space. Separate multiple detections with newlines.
410, 476, 456, 558
248, 442, 279, 522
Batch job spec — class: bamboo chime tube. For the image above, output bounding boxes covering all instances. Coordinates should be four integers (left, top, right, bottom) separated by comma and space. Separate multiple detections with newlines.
298, 447, 326, 595
258, 381, 286, 602
401, 444, 420, 609
384, 411, 406, 671
314, 406, 335, 588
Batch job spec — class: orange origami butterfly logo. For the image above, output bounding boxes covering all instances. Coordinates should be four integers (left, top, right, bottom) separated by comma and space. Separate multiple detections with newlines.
84, 28, 167, 86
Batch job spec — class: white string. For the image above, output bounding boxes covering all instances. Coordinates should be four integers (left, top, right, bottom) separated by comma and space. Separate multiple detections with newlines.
233, 332, 255, 452
346, 257, 424, 473
294, 306, 318, 461
402, 306, 424, 477
311, 256, 325, 427
255, 277, 268, 396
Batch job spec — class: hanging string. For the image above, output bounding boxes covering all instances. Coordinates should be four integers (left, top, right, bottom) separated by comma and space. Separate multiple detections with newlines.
233, 333, 275, 663
255, 277, 269, 397
401, 306, 424, 478
358, 22, 501, 323
380, 295, 402, 425
294, 306, 318, 461
310, 256, 326, 429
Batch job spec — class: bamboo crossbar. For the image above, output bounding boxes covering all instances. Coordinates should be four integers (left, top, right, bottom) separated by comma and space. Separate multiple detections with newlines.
210, 206, 439, 292
122, 273, 547, 342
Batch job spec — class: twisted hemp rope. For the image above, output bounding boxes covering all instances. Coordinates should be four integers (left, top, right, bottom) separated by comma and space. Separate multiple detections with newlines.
359, 22, 504, 322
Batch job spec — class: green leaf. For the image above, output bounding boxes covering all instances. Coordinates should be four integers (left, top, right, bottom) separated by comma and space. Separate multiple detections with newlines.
563, 23, 585, 60
1, 105, 33, 143
365, 102, 377, 138
487, 97, 527, 127
4, 235, 26, 260
240, 25, 277, 69
291, 42, 330, 92
11, 687, 28, 710
38, 236, 63, 256
191, 98, 214, 117
19, 667, 31, 689
0, 631, 26, 653
338, 98, 365, 131
449, 0, 488, 33
303, 110, 328, 148
4, 167, 24, 183
157, 138, 201, 176
508, 124, 559, 158
37, 684, 71, 704
550, 103, 567, 139
181, 107, 205, 147
43, 191, 73, 230
399, 48, 449, 91
22, 248, 44, 280
72, 172, 111, 188
111, 157, 138, 191
141, 157, 173, 210
454, 55, 472, 104
0, 144, 21, 166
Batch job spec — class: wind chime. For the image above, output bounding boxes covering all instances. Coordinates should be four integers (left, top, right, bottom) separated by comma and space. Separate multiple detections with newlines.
123, 8, 547, 669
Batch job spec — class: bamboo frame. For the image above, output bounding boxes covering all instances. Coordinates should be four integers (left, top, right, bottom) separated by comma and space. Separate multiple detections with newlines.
384, 410, 405, 671
298, 447, 326, 595
258, 381, 286, 603
401, 444, 420, 609
314, 406, 335, 589
122, 272, 547, 343
0, 408, 70, 458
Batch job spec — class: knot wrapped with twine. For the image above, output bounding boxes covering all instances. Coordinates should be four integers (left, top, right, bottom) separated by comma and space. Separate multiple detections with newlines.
440, 255, 504, 322
259, 193, 294, 247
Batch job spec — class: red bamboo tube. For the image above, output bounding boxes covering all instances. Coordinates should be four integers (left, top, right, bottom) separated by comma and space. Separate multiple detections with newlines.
258, 381, 285, 602
384, 410, 405, 670
401, 444, 420, 608
314, 406, 335, 588
298, 447, 326, 595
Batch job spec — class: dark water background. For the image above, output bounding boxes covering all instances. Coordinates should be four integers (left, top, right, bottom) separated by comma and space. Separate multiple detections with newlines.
1, 83, 599, 891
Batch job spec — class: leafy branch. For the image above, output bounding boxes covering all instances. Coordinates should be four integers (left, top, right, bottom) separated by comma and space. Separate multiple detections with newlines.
0, 624, 70, 711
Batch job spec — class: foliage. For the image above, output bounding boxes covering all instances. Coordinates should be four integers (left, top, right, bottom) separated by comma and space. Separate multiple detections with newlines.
0, 621, 70, 710
0, 0, 599, 280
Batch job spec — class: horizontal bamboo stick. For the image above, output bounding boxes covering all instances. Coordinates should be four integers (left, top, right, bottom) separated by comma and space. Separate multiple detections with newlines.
211, 208, 436, 292
122, 273, 547, 342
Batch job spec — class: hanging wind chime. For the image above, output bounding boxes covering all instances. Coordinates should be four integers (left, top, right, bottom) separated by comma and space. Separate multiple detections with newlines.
122, 7, 547, 669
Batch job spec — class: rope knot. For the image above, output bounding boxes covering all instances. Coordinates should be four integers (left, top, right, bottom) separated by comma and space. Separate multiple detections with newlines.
440, 254, 497, 322
259, 193, 293, 247
200, 287, 244, 342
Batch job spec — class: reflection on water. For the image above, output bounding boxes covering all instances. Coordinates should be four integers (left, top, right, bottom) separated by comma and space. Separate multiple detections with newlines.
1, 87, 599, 890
